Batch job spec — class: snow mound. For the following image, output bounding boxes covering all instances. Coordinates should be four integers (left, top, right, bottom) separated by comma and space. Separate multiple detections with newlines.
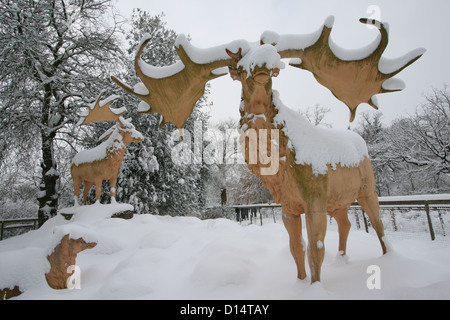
1, 206, 450, 300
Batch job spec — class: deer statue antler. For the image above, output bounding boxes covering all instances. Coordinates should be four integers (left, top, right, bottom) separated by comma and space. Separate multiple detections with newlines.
111, 34, 243, 128
263, 17, 426, 121
77, 92, 126, 126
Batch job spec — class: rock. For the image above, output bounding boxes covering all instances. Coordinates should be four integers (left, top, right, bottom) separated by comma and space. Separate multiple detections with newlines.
59, 204, 135, 221
111, 210, 134, 220
0, 286, 22, 300
45, 234, 96, 290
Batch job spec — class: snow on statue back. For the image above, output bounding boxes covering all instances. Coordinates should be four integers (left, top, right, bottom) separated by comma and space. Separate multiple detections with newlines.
111, 17, 424, 283
71, 92, 143, 206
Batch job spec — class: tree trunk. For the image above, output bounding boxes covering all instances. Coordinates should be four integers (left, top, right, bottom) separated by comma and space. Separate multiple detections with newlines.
37, 88, 59, 227
38, 130, 59, 227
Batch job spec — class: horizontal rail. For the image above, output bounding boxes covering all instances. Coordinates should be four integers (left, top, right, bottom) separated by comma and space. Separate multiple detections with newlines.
353, 199, 450, 207
0, 218, 39, 241
232, 198, 450, 209
232, 197, 450, 241
0, 218, 39, 224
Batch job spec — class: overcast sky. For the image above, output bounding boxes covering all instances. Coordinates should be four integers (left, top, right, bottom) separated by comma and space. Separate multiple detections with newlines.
114, 0, 450, 129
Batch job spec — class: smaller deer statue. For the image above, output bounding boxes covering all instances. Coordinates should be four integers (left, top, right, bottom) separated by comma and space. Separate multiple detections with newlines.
71, 92, 143, 206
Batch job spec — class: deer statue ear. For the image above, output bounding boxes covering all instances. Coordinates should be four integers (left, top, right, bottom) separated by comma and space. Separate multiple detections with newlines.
272, 68, 280, 77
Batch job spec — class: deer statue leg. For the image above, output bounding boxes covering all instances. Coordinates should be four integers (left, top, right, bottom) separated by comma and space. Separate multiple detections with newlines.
83, 181, 93, 205
282, 212, 307, 280
73, 176, 82, 207
305, 209, 327, 283
333, 208, 351, 256
357, 191, 387, 254
94, 180, 103, 204
110, 177, 117, 204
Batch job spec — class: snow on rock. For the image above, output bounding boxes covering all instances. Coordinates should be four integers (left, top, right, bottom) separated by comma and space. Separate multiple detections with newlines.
272, 91, 368, 175
1, 205, 450, 300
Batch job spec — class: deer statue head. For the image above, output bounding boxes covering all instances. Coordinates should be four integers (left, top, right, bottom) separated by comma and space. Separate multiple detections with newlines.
71, 92, 143, 206
112, 17, 424, 283
226, 44, 284, 115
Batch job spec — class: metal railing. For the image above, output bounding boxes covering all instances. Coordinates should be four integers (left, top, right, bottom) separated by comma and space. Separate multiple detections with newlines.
232, 195, 450, 241
0, 218, 39, 240
350, 198, 450, 241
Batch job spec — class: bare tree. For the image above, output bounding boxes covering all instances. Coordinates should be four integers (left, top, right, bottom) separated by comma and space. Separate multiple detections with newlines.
382, 86, 450, 194
298, 104, 332, 128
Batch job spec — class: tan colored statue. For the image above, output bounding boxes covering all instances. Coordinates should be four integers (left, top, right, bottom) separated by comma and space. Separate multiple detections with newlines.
112, 18, 424, 282
71, 93, 143, 206
46, 234, 97, 289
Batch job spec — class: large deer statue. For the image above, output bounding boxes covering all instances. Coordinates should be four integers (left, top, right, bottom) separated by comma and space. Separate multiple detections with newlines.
112, 17, 424, 282
71, 93, 143, 206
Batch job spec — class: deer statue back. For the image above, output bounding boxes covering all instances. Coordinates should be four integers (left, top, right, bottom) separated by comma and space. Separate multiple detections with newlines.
71, 93, 143, 206
112, 17, 424, 282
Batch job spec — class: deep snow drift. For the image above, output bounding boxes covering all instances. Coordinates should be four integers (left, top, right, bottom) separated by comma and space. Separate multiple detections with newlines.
1, 204, 450, 300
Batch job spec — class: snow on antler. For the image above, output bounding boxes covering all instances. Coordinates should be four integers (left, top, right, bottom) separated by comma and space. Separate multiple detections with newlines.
76, 92, 126, 126
111, 34, 250, 128
265, 17, 425, 121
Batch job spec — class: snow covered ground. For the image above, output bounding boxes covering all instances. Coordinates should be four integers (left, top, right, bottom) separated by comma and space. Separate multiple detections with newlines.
1, 204, 450, 300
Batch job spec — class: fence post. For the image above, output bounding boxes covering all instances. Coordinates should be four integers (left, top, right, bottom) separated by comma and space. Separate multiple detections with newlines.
0, 221, 3, 241
424, 201, 435, 241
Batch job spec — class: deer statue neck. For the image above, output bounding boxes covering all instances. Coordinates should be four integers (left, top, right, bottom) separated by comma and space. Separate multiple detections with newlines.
105, 131, 127, 159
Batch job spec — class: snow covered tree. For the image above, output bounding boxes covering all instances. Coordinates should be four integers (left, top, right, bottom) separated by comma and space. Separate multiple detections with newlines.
112, 10, 211, 216
355, 112, 396, 195
355, 86, 450, 195
0, 0, 123, 226
232, 164, 273, 205
384, 86, 450, 194
203, 118, 241, 206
